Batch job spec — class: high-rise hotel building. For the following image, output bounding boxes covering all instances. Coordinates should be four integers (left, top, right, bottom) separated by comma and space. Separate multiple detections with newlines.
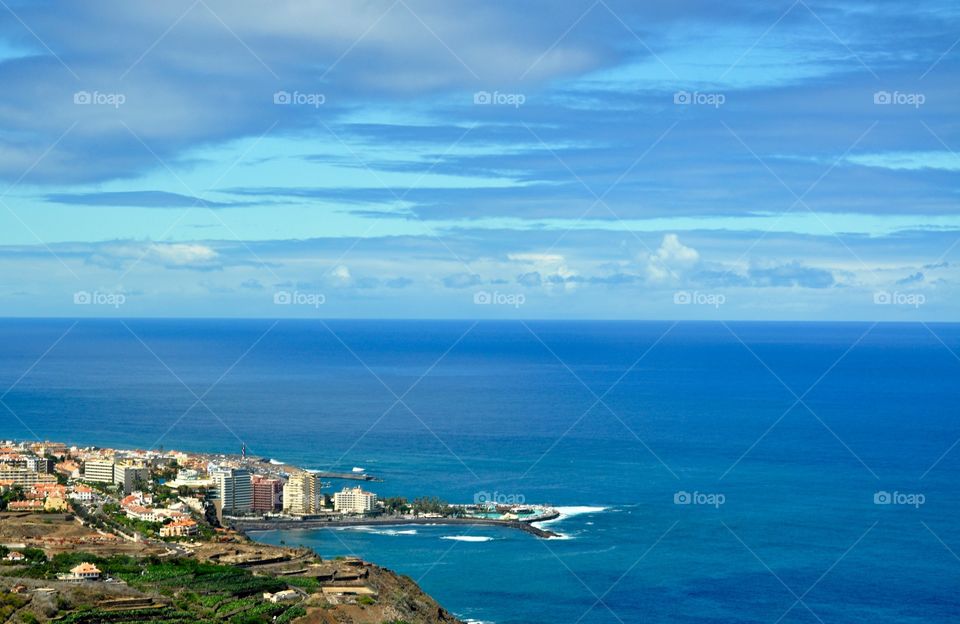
282, 472, 319, 515
212, 467, 253, 514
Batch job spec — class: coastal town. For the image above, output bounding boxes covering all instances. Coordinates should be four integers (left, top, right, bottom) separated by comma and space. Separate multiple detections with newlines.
0, 438, 558, 623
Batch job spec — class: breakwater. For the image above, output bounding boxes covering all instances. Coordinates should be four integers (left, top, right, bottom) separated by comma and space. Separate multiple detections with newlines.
232, 512, 562, 539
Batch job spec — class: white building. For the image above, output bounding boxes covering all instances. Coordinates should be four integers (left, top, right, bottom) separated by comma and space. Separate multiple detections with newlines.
212, 467, 253, 514
69, 485, 95, 502
83, 460, 115, 484
333, 486, 377, 514
124, 505, 162, 523
263, 589, 300, 603
59, 562, 101, 581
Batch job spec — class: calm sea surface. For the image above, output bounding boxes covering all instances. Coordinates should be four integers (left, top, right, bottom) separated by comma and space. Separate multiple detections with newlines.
1, 319, 958, 623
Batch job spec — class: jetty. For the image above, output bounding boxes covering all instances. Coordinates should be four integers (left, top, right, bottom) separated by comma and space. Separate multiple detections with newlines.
310, 470, 382, 482
231, 512, 562, 539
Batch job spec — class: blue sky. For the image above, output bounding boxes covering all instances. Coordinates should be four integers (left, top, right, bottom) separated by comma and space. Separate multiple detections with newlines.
0, 0, 957, 319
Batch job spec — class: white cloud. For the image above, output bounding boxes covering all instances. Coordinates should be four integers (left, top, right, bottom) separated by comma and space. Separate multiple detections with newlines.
147, 243, 219, 266
330, 264, 352, 285
645, 234, 700, 282
509, 251, 578, 290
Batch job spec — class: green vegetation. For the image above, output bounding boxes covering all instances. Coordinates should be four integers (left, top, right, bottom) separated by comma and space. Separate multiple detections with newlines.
275, 606, 306, 623
410, 496, 462, 517
382, 495, 464, 517
357, 594, 376, 606
115, 559, 287, 597
1, 553, 308, 623
0, 591, 30, 621
0, 485, 26, 511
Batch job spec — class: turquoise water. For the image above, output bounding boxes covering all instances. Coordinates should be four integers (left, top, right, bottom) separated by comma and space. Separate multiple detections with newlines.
1, 320, 958, 622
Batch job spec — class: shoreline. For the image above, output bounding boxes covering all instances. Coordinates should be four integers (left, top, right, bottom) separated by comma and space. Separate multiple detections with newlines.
231, 512, 563, 539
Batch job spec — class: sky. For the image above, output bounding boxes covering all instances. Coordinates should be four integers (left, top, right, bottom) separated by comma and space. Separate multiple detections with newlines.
0, 0, 957, 320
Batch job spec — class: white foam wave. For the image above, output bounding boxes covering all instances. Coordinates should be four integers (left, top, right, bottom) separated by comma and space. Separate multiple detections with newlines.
533, 505, 609, 540
535, 505, 608, 526
376, 528, 417, 536
441, 535, 494, 542
333, 525, 417, 536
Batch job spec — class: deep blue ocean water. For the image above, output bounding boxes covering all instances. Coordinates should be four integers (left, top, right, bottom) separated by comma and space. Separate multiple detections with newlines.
1, 319, 959, 623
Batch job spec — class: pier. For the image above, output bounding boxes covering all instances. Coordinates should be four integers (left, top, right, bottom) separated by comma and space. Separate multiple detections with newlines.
310, 471, 382, 482
232, 512, 562, 539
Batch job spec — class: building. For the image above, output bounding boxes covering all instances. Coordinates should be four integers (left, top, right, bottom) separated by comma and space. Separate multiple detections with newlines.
114, 464, 149, 494
59, 563, 101, 581
263, 589, 300, 603
124, 505, 162, 523
69, 485, 94, 502
83, 460, 115, 484
252, 475, 283, 512
282, 472, 319, 515
55, 460, 81, 479
32, 442, 67, 458
212, 467, 252, 514
160, 519, 198, 537
333, 486, 377, 514
0, 468, 57, 487
8, 500, 44, 511
26, 457, 54, 474
164, 468, 215, 490
44, 497, 69, 512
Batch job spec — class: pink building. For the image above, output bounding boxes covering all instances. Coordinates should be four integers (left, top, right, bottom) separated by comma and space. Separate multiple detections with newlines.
251, 475, 283, 512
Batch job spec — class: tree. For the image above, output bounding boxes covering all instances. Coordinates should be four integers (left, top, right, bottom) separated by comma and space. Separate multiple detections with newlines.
21, 548, 46, 564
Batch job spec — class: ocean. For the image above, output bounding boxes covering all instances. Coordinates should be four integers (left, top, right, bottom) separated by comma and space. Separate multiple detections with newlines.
1, 319, 958, 623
